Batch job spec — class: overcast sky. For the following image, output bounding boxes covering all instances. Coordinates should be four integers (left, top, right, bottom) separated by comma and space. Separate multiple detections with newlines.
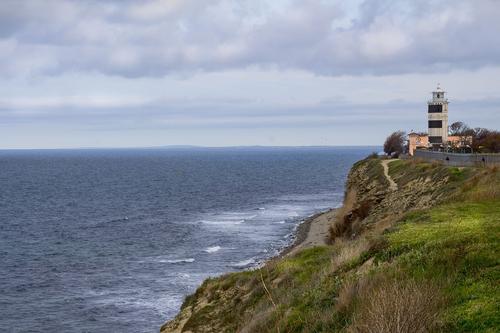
1, 0, 499, 148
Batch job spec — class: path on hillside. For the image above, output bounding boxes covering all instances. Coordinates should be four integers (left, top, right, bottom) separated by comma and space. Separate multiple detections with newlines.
381, 159, 398, 191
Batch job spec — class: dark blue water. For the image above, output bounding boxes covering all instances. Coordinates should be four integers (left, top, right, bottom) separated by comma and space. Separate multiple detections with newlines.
0, 147, 373, 332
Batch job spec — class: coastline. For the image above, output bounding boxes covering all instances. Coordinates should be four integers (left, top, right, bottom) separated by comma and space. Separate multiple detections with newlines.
161, 158, 500, 333
276, 208, 336, 259
160, 207, 339, 331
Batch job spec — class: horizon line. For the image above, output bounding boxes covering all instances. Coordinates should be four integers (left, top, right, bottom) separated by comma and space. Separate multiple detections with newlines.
0, 144, 381, 151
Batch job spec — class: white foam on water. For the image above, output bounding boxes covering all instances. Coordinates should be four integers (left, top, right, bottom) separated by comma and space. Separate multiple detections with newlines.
231, 258, 256, 268
158, 258, 195, 264
276, 192, 341, 202
275, 220, 286, 224
204, 246, 222, 253
176, 273, 191, 278
200, 219, 244, 225
90, 289, 186, 316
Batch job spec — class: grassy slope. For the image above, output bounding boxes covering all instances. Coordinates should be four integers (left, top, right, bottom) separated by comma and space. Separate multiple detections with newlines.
162, 159, 499, 333
380, 200, 500, 331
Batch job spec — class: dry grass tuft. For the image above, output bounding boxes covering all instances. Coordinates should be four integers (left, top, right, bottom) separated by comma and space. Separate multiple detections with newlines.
431, 160, 443, 167
335, 277, 358, 314
329, 189, 357, 240
467, 185, 500, 201
408, 157, 426, 165
329, 189, 375, 242
347, 277, 445, 333
331, 237, 371, 270
458, 167, 500, 201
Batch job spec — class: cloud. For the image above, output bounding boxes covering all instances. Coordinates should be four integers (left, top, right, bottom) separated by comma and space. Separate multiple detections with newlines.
0, 0, 499, 78
2, 90, 497, 131
0, 95, 151, 110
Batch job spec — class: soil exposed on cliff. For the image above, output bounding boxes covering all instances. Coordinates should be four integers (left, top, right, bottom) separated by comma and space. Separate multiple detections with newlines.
161, 157, 499, 333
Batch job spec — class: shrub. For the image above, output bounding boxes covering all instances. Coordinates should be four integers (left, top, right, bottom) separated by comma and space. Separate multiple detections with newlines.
348, 278, 445, 333
329, 189, 378, 242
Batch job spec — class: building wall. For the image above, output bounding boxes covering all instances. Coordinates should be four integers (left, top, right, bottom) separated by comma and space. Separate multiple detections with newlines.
414, 150, 500, 166
408, 134, 429, 156
427, 96, 448, 144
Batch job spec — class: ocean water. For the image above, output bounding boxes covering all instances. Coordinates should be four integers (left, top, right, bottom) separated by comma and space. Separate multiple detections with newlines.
0, 147, 374, 332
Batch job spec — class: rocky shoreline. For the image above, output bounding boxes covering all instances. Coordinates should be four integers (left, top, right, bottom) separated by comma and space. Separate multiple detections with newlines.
276, 208, 336, 258
161, 157, 500, 333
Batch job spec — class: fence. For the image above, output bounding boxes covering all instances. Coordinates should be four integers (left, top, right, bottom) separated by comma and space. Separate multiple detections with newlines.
414, 150, 500, 167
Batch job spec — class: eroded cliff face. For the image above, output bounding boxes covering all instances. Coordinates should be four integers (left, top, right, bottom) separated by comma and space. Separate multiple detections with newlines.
345, 158, 459, 223
329, 158, 466, 242
160, 158, 491, 333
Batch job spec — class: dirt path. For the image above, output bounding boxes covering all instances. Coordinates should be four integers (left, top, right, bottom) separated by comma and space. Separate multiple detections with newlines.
381, 159, 398, 191
286, 159, 398, 257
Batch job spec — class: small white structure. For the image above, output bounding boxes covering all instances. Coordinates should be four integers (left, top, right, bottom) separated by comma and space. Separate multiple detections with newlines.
427, 83, 449, 146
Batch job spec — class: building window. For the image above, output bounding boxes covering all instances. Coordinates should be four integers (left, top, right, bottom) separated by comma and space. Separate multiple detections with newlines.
428, 105, 442, 113
429, 136, 442, 144
428, 120, 442, 128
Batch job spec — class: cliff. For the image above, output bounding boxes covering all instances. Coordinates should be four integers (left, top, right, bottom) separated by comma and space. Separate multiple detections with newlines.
161, 157, 499, 333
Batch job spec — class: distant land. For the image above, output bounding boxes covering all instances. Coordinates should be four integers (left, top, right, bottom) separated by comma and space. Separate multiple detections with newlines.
0, 145, 381, 151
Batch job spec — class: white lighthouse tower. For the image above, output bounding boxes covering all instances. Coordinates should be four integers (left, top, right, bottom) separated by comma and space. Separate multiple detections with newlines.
427, 83, 449, 146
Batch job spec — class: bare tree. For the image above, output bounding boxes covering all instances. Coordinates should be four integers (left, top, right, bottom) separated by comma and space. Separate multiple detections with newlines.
472, 128, 500, 153
450, 122, 500, 153
449, 121, 474, 150
449, 121, 469, 136
383, 131, 406, 157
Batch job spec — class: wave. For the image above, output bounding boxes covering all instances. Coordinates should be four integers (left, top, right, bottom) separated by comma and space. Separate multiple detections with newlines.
158, 258, 195, 264
224, 212, 254, 216
204, 246, 222, 253
90, 216, 131, 228
109, 216, 129, 223
200, 220, 244, 225
231, 258, 256, 268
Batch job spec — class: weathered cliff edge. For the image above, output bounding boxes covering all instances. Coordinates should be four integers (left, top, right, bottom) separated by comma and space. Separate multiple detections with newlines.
161, 157, 499, 333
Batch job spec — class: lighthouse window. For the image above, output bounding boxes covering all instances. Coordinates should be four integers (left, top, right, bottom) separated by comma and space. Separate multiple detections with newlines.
428, 120, 442, 128
428, 105, 442, 113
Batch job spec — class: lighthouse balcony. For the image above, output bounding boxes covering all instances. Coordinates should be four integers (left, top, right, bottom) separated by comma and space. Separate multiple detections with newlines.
428, 98, 448, 104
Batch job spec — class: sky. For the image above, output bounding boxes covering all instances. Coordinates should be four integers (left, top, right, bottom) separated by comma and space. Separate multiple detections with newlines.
1, 0, 499, 149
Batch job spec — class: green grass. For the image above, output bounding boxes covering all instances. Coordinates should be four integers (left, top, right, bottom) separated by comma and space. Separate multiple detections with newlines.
165, 159, 499, 333
352, 157, 389, 187
179, 246, 347, 333
378, 200, 500, 332
388, 159, 475, 190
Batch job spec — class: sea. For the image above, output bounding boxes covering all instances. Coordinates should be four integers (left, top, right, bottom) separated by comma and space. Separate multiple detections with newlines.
0, 147, 375, 332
